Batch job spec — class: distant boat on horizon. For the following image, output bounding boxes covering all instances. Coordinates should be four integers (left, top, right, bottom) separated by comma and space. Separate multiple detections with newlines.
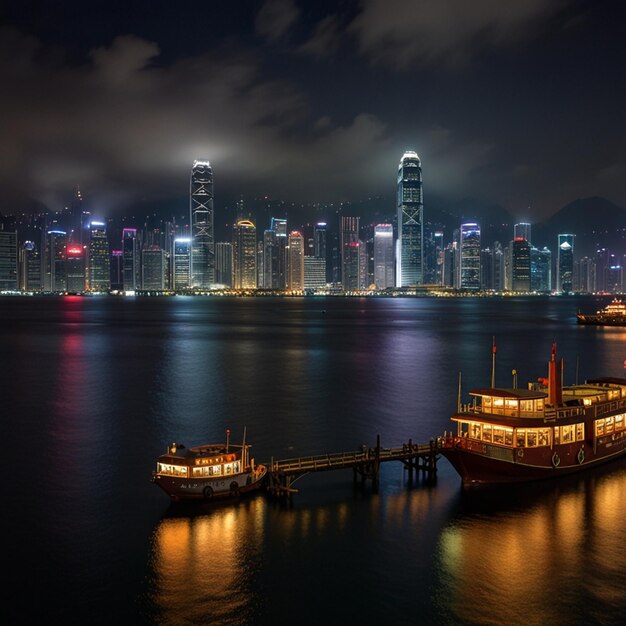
577, 298, 626, 326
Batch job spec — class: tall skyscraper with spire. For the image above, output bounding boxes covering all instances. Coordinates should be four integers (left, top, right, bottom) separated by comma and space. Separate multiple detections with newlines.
190, 160, 214, 288
396, 151, 424, 287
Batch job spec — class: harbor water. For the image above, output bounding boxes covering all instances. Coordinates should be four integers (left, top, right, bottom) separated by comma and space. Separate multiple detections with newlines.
2, 295, 626, 625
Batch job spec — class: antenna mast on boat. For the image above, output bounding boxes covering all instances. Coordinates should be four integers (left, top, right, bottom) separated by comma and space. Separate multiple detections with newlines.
457, 371, 462, 412
242, 426, 247, 468
491, 336, 497, 388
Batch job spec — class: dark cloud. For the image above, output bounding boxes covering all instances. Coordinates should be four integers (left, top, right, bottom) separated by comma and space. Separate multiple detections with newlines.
255, 0, 300, 42
0, 1, 624, 222
299, 15, 342, 58
0, 26, 394, 212
349, 0, 571, 68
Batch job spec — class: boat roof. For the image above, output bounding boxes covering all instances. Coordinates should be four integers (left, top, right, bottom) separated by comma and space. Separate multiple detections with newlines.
157, 443, 241, 462
585, 377, 626, 386
469, 388, 547, 399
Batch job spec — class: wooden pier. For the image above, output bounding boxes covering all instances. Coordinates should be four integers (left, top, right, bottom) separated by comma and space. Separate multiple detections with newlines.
266, 435, 439, 497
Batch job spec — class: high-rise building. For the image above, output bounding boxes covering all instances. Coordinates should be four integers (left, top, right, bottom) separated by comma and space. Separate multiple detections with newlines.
271, 217, 287, 289
374, 224, 394, 289
531, 246, 552, 293
110, 250, 123, 291
396, 151, 424, 287
232, 219, 257, 289
0, 229, 18, 291
173, 238, 191, 289
263, 229, 278, 289
341, 216, 360, 290
442, 242, 457, 288
314, 222, 329, 283
122, 228, 140, 292
87, 222, 110, 292
459, 223, 481, 290
122, 228, 140, 291
215, 242, 233, 287
511, 238, 531, 292
513, 223, 532, 244
45, 230, 67, 292
287, 231, 304, 290
557, 234, 575, 293
19, 241, 41, 291
303, 257, 326, 290
190, 160, 214, 288
142, 246, 166, 290
66, 244, 85, 292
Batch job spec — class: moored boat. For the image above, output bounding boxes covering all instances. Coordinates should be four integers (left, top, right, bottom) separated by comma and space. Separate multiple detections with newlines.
153, 431, 267, 501
440, 343, 626, 485
577, 298, 626, 325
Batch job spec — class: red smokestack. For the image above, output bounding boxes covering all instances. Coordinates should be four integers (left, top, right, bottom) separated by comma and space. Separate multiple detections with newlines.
548, 342, 562, 406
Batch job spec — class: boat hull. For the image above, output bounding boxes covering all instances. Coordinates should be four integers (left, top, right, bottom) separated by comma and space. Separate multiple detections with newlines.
440, 436, 626, 485
577, 315, 626, 326
153, 466, 268, 501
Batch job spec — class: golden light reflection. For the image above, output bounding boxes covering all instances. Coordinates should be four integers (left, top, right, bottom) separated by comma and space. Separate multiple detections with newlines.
150, 499, 265, 623
437, 468, 626, 625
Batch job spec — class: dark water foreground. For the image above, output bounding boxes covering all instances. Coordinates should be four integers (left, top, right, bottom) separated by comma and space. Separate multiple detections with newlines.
2, 295, 625, 625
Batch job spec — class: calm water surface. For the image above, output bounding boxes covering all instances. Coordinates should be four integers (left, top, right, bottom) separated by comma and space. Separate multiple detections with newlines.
2, 295, 625, 625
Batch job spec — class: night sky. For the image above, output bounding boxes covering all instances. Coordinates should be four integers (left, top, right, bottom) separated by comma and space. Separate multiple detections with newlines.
1, 0, 624, 221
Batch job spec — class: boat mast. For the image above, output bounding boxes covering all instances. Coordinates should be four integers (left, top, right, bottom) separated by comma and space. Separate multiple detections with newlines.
491, 336, 497, 388
457, 371, 462, 412
241, 426, 247, 468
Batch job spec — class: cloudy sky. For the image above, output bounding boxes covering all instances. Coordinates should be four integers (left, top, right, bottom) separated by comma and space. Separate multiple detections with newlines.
1, 0, 624, 220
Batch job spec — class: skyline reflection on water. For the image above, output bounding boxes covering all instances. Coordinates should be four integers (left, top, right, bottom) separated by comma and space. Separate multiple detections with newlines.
2, 295, 626, 625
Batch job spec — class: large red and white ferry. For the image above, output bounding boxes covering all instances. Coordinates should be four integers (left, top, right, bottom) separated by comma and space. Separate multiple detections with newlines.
441, 343, 626, 485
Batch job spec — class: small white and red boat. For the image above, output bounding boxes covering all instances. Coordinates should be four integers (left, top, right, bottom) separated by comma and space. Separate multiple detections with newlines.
153, 430, 267, 501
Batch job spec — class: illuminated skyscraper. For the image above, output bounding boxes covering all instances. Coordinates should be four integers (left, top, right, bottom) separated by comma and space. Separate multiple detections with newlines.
173, 238, 191, 289
459, 223, 481, 290
271, 217, 287, 289
190, 160, 214, 288
513, 222, 532, 244
396, 151, 424, 287
66, 244, 85, 292
374, 224, 394, 289
511, 238, 531, 292
557, 234, 575, 293
19, 241, 41, 291
232, 219, 257, 289
215, 242, 233, 287
341, 216, 360, 290
87, 222, 110, 292
0, 229, 18, 291
287, 231, 304, 290
531, 246, 552, 292
122, 228, 140, 292
141, 246, 166, 290
45, 230, 67, 292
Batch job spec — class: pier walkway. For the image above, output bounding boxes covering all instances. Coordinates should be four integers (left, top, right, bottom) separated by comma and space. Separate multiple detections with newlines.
266, 435, 439, 497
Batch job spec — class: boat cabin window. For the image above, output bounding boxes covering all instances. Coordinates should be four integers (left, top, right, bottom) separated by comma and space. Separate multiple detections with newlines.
158, 463, 188, 477
458, 420, 513, 445
478, 395, 545, 416
514, 428, 552, 448
554, 423, 585, 443
595, 413, 626, 437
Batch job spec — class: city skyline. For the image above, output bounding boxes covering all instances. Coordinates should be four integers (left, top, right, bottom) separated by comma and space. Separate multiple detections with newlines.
0, 1, 624, 221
